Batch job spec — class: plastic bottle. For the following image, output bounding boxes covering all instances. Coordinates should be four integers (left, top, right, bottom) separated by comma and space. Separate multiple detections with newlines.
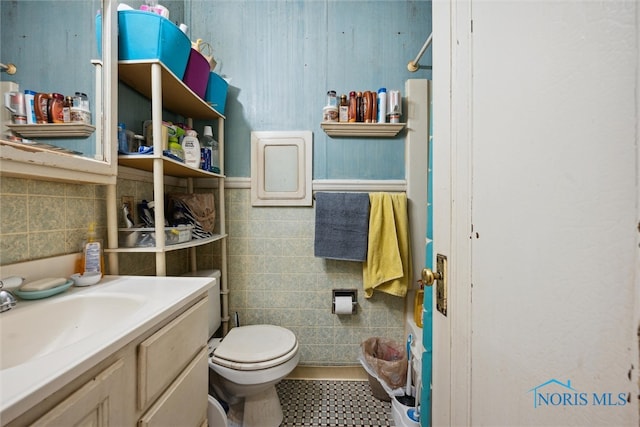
24, 90, 36, 124
377, 88, 387, 123
34, 93, 50, 124
339, 94, 349, 122
363, 91, 372, 123
348, 91, 357, 123
356, 91, 363, 122
210, 131, 220, 174
78, 223, 104, 277
200, 125, 215, 172
181, 133, 201, 169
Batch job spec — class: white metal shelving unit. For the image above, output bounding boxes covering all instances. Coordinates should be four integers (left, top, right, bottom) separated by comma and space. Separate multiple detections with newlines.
106, 59, 229, 333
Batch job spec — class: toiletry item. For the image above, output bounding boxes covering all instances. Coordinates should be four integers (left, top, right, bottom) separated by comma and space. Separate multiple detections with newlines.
356, 91, 363, 122
326, 90, 337, 108
63, 96, 72, 123
339, 94, 348, 122
78, 223, 104, 277
371, 91, 378, 123
19, 277, 67, 292
71, 92, 91, 124
322, 105, 338, 122
323, 90, 339, 122
34, 92, 50, 123
388, 89, 401, 123
48, 93, 65, 123
181, 134, 201, 168
201, 125, 219, 173
4, 91, 26, 124
377, 88, 387, 123
24, 90, 37, 124
363, 91, 372, 123
348, 91, 357, 122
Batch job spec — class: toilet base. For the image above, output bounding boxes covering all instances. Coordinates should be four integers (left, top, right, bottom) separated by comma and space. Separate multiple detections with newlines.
228, 385, 283, 427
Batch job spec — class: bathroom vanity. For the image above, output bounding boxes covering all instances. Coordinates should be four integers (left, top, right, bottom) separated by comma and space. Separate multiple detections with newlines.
0, 276, 212, 427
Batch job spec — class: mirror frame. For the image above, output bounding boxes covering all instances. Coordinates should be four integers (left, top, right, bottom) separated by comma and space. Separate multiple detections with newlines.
0, 0, 118, 185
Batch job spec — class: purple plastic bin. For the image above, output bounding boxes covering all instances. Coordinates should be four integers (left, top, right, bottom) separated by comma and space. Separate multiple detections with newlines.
183, 49, 210, 99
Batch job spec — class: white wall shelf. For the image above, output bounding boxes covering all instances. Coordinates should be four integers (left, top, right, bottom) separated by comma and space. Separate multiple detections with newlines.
320, 122, 406, 137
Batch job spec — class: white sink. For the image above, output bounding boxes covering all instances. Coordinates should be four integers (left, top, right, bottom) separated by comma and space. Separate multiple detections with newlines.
0, 275, 213, 424
0, 293, 146, 369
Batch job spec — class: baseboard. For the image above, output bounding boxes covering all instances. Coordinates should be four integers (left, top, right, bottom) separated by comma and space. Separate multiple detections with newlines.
286, 365, 369, 381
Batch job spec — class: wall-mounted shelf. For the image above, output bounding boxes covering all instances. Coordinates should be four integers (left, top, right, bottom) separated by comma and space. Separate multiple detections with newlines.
6, 123, 96, 138
320, 122, 406, 137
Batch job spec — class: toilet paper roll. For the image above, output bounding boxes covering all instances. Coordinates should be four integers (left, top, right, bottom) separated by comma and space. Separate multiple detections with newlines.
334, 296, 354, 315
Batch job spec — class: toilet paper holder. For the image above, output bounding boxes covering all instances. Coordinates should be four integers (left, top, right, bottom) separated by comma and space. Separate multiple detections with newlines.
332, 288, 358, 314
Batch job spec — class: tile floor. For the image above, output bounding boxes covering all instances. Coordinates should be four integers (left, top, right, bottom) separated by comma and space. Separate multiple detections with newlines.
276, 379, 396, 427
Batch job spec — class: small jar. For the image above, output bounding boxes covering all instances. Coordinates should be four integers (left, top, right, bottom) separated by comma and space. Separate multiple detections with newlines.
326, 90, 337, 108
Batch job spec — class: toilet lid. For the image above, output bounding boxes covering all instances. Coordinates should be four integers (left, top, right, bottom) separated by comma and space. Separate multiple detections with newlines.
213, 324, 297, 364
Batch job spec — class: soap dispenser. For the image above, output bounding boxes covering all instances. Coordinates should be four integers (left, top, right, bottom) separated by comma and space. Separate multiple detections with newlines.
77, 222, 104, 277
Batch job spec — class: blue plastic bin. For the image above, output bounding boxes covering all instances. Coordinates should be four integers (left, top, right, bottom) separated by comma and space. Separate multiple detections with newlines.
96, 10, 191, 80
205, 72, 229, 115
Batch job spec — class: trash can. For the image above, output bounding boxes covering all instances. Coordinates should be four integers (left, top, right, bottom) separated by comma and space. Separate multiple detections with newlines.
359, 337, 408, 401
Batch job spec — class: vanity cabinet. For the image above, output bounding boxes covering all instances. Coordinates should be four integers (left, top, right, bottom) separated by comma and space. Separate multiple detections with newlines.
7, 294, 209, 427
30, 359, 129, 427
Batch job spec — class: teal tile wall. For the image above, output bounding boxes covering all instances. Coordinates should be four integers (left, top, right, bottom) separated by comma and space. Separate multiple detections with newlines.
196, 188, 406, 365
0, 177, 107, 265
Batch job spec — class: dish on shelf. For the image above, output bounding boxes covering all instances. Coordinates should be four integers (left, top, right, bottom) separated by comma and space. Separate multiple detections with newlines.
13, 280, 73, 300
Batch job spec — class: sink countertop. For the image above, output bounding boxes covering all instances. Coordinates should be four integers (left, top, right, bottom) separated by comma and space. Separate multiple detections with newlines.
0, 275, 212, 424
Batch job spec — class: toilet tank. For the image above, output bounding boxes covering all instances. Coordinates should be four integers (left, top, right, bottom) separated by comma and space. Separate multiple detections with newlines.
181, 269, 221, 338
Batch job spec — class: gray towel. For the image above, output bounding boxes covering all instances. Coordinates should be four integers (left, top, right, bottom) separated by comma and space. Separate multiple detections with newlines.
314, 192, 370, 261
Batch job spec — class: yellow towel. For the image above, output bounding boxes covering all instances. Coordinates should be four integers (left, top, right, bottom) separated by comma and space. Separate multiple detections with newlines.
363, 192, 412, 298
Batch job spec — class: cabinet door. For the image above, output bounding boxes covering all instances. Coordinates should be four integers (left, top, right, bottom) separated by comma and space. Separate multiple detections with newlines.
31, 359, 127, 427
138, 347, 208, 427
138, 298, 208, 409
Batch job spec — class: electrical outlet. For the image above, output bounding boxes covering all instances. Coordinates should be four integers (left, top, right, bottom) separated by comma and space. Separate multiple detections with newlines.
121, 196, 135, 227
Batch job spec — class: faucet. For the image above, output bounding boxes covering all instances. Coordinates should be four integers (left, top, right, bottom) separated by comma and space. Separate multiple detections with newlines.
0, 276, 22, 312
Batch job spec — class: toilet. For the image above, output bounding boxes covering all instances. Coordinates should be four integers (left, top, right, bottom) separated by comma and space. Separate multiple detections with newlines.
183, 270, 299, 427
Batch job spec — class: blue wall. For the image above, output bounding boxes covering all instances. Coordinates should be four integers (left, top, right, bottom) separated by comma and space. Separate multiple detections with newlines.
187, 0, 432, 179
1, 0, 432, 179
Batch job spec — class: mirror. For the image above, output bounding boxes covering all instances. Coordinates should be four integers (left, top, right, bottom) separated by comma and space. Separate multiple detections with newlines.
0, 0, 116, 182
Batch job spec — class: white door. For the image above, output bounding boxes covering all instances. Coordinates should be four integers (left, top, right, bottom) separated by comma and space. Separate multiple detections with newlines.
431, 1, 639, 426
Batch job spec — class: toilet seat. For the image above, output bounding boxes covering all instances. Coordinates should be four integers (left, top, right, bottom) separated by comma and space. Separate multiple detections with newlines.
211, 324, 298, 371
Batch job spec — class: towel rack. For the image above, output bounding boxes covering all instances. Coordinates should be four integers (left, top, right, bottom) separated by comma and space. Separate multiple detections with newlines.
407, 33, 432, 72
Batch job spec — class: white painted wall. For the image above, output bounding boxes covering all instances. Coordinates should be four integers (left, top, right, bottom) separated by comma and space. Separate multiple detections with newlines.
432, 0, 639, 425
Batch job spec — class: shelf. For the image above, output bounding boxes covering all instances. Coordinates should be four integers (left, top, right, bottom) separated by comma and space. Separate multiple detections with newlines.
320, 122, 406, 137
118, 154, 225, 178
6, 123, 96, 138
118, 60, 224, 120
105, 234, 227, 253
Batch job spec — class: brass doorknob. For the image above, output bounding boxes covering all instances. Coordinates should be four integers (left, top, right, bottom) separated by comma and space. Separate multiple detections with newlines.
421, 268, 442, 286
